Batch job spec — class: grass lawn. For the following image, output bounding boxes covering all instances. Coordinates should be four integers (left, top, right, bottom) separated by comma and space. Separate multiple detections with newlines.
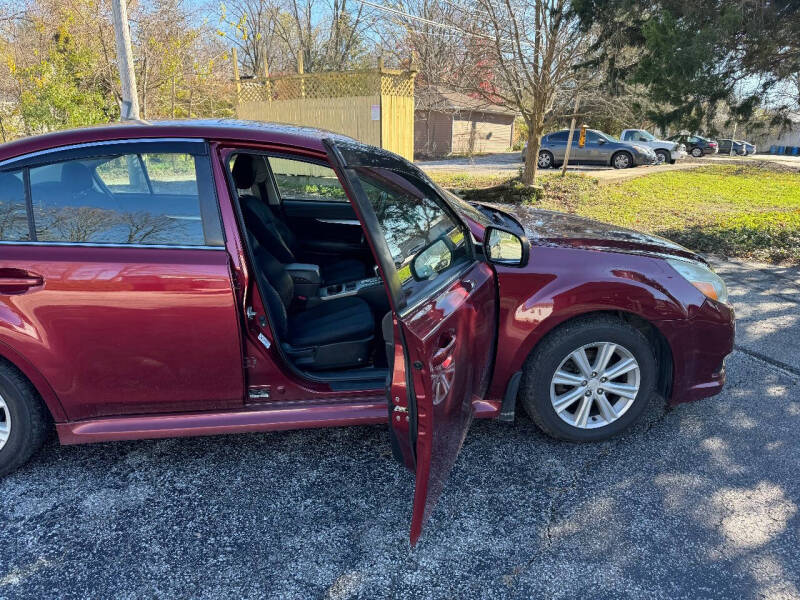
432, 165, 800, 264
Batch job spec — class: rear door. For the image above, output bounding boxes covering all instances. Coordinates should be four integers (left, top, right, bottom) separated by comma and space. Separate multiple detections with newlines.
324, 140, 497, 545
0, 141, 243, 421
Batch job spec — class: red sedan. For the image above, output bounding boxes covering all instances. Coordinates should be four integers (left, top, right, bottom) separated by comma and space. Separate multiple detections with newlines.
0, 121, 734, 543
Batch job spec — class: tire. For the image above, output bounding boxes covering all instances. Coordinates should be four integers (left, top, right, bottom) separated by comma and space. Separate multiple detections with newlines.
611, 151, 632, 169
655, 149, 670, 164
691, 147, 703, 158
0, 361, 49, 478
669, 159, 677, 164
538, 150, 554, 169
519, 315, 657, 442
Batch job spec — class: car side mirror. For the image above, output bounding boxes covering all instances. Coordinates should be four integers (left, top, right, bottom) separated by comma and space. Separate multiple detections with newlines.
484, 226, 530, 267
411, 238, 453, 280
597, 138, 606, 144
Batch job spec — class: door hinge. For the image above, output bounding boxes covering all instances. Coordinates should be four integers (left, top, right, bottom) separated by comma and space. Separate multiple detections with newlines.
248, 386, 271, 400
246, 306, 256, 320
243, 356, 257, 369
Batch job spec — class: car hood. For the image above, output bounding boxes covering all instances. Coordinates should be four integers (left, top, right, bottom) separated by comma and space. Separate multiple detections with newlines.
506, 207, 702, 262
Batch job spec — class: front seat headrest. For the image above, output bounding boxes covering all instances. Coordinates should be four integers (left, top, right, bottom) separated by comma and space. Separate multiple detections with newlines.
61, 162, 95, 195
232, 154, 257, 190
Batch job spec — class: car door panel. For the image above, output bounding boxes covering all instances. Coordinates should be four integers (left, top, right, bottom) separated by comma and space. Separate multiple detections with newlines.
0, 245, 244, 421
324, 139, 498, 545
280, 199, 369, 258
400, 263, 496, 543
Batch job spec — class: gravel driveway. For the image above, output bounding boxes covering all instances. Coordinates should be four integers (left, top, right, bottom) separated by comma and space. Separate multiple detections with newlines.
1, 257, 799, 600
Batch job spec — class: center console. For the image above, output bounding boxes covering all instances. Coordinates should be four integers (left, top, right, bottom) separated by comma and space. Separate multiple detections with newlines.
319, 276, 382, 300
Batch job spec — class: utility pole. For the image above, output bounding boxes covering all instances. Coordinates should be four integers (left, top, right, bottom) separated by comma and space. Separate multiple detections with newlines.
111, 0, 140, 121
561, 94, 581, 177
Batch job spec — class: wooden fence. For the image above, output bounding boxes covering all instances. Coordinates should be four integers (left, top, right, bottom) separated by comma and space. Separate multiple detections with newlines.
235, 63, 417, 161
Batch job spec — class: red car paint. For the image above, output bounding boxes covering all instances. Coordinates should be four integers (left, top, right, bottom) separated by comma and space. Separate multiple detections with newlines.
0, 120, 735, 544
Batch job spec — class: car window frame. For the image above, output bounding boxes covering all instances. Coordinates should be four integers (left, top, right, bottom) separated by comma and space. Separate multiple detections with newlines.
348, 165, 476, 312
0, 139, 224, 249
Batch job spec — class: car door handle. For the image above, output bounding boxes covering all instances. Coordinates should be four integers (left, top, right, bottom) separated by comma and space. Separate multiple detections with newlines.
431, 334, 456, 366
0, 271, 44, 293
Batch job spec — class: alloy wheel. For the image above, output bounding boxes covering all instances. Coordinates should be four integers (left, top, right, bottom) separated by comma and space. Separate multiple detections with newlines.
0, 394, 10, 451
692, 147, 703, 157
549, 342, 641, 429
538, 151, 552, 168
613, 153, 631, 169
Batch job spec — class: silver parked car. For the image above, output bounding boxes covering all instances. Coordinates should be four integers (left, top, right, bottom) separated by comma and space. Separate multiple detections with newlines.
537, 129, 658, 169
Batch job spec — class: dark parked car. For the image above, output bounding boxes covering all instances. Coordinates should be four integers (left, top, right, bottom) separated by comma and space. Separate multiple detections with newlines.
667, 134, 719, 157
538, 129, 658, 169
717, 139, 746, 155
0, 121, 734, 543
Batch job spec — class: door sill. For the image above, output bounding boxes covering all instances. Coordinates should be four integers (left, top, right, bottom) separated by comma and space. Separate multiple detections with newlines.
56, 397, 387, 445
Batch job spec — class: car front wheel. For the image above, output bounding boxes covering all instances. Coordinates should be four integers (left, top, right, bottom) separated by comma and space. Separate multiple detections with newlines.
538, 150, 554, 169
520, 316, 656, 441
0, 362, 49, 477
612, 151, 632, 169
655, 149, 670, 164
691, 147, 703, 158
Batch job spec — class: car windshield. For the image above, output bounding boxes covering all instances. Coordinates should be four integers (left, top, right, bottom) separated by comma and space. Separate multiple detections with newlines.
638, 131, 656, 141
599, 131, 618, 142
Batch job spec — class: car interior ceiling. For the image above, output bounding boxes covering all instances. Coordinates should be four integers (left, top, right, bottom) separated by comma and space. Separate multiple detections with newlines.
229, 152, 391, 380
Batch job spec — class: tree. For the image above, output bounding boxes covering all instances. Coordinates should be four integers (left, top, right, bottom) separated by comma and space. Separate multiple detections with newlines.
572, 0, 800, 132
456, 0, 591, 184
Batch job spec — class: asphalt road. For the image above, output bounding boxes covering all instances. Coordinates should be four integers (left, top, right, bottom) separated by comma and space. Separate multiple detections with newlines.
1, 257, 799, 599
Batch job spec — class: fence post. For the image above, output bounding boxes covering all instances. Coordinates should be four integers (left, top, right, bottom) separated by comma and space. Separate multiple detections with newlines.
298, 53, 305, 98
263, 56, 272, 103
232, 47, 241, 102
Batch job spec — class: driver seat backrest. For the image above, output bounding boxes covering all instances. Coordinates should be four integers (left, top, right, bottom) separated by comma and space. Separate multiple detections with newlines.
231, 154, 298, 264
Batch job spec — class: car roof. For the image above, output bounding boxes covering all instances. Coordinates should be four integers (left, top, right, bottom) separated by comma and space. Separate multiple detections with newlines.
0, 119, 357, 164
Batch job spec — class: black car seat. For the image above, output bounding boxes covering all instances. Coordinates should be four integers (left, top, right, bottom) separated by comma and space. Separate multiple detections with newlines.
254, 244, 375, 370
231, 154, 368, 285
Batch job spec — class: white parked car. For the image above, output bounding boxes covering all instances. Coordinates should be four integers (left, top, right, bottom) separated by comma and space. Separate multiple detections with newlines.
620, 129, 687, 164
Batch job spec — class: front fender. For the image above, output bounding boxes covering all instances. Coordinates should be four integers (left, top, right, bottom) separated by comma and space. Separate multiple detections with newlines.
487, 246, 694, 400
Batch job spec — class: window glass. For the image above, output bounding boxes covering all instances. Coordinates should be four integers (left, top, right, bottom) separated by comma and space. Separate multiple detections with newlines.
0, 169, 29, 241
352, 167, 470, 305
30, 153, 208, 246
584, 131, 602, 143
95, 155, 149, 194
548, 131, 569, 142
267, 157, 347, 202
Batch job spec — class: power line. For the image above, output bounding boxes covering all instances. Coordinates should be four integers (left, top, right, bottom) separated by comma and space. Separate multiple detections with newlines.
352, 0, 504, 42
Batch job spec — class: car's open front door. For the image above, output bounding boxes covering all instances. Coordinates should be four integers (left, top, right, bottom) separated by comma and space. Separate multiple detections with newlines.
324, 139, 497, 545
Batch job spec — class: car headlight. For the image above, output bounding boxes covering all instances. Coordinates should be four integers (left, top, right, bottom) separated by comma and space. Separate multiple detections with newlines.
666, 258, 729, 304
633, 145, 648, 153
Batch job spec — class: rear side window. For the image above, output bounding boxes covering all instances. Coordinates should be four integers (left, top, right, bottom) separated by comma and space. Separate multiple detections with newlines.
0, 168, 29, 241
267, 157, 347, 202
28, 152, 211, 246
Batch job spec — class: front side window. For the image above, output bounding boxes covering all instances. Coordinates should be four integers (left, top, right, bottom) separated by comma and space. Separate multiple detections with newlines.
548, 131, 569, 142
351, 167, 470, 305
268, 156, 347, 202
29, 152, 211, 246
0, 168, 29, 241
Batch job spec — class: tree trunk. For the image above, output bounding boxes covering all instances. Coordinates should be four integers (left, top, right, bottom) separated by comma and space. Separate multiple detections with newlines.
521, 118, 544, 185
